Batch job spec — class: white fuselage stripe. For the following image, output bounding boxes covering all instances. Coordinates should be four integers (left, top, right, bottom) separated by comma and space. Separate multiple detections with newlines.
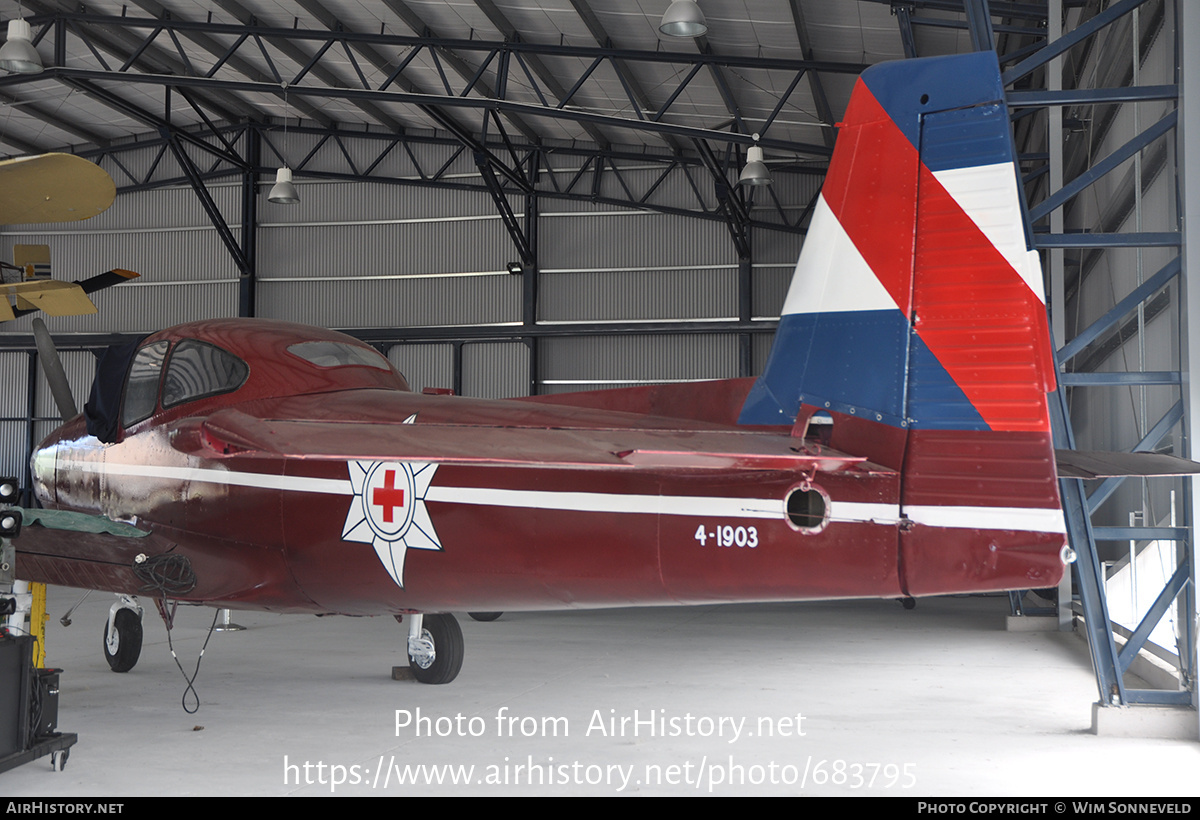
68, 460, 1065, 533
905, 504, 1066, 534
61, 460, 354, 495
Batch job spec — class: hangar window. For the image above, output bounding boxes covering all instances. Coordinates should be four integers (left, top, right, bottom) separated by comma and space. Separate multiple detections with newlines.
161, 340, 249, 409
122, 340, 170, 428
785, 485, 829, 534
287, 341, 390, 371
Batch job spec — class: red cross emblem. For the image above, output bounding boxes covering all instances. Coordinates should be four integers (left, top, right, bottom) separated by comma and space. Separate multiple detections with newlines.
372, 469, 406, 522
361, 461, 416, 538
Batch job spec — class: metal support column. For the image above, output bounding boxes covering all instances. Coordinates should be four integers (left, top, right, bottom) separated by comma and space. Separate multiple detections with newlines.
240, 128, 259, 318
1005, 0, 1195, 716
1177, 0, 1200, 716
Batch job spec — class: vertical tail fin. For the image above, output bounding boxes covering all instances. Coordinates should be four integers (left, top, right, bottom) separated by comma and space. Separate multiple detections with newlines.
15, 245, 52, 280
741, 52, 1066, 596
740, 51, 1055, 433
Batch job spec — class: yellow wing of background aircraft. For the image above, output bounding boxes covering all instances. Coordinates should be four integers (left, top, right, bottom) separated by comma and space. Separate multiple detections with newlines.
0, 152, 138, 322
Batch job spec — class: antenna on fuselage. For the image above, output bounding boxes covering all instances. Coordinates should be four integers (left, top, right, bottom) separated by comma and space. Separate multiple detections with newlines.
32, 318, 78, 421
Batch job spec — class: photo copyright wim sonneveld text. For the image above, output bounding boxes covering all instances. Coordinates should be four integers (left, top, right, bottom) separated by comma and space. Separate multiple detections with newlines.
918, 805, 1194, 816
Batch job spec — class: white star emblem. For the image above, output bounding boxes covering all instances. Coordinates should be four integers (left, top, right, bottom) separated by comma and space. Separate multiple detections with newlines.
342, 457, 442, 588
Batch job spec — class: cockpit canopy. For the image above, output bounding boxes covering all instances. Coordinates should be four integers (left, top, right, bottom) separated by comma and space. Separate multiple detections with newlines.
84, 319, 408, 442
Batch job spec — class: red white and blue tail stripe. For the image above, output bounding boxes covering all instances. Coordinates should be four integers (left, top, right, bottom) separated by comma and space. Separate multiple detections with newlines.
740, 51, 1055, 433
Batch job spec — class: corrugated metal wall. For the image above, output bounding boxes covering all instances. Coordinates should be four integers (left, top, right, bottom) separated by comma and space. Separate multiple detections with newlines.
462, 341, 530, 398
0, 351, 28, 483
387, 343, 454, 393
257, 179, 523, 329
539, 334, 740, 394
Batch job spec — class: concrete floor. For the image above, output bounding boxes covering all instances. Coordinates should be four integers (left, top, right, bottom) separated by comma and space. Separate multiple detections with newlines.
1, 586, 1197, 796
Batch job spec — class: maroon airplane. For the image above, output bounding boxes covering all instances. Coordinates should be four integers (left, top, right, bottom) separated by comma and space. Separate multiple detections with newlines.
9, 52, 1069, 684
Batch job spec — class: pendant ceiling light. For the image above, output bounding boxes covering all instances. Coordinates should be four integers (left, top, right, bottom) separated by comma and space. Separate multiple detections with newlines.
0, 18, 43, 74
268, 166, 300, 204
659, 0, 707, 38
738, 145, 772, 187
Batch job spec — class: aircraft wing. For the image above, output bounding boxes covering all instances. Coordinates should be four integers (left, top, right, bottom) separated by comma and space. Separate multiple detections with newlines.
0, 153, 115, 224
10, 508, 162, 596
0, 279, 97, 320
182, 409, 883, 474
13, 507, 301, 602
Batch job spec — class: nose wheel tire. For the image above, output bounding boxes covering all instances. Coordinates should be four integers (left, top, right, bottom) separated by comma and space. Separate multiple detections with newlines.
103, 608, 143, 673
408, 613, 464, 684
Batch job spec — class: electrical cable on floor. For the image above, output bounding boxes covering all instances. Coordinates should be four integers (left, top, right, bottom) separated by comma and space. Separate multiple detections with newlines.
166, 608, 220, 714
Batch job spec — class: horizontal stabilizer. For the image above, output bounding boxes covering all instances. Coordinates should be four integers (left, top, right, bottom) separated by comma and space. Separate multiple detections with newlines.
1055, 449, 1200, 479
2, 279, 97, 318
5, 268, 139, 322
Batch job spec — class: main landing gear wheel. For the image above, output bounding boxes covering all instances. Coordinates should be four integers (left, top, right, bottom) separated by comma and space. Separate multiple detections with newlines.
408, 613, 464, 684
103, 607, 143, 673
468, 612, 502, 622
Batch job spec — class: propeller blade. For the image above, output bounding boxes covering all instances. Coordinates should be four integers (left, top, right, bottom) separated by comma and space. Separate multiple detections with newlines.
32, 318, 78, 421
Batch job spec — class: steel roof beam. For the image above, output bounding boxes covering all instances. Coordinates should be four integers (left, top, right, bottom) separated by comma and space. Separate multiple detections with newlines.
46, 75, 249, 172
860, 0, 1049, 19
165, 131, 251, 277
379, 0, 541, 145
27, 11, 866, 75
290, 0, 532, 188
125, 0, 334, 129
567, 0, 681, 154
41, 65, 829, 157
473, 0, 610, 150
210, 0, 404, 133
134, 124, 808, 233
787, 0, 836, 150
25, 0, 255, 126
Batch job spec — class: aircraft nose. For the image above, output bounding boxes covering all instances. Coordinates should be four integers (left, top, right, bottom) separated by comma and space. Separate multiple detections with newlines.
29, 439, 56, 505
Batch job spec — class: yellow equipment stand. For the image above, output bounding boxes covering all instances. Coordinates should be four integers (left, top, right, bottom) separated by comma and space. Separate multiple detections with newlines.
30, 582, 46, 668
